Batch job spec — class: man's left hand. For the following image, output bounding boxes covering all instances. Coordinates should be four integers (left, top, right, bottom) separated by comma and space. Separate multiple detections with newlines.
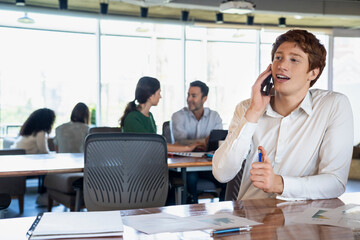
249, 146, 284, 194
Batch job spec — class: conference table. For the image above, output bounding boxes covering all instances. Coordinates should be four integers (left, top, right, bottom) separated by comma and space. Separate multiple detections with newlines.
1, 192, 359, 240
0, 153, 212, 177
0, 152, 212, 203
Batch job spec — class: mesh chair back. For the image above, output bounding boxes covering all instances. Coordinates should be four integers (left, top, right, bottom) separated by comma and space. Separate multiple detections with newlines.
84, 132, 168, 211
225, 170, 243, 201
162, 121, 173, 144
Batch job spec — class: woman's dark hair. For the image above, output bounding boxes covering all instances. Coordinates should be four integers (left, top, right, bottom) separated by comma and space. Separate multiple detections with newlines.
119, 76, 160, 128
71, 102, 90, 124
20, 108, 56, 136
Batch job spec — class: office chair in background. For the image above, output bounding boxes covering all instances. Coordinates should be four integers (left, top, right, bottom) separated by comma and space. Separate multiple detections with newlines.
162, 121, 173, 144
89, 127, 122, 134
0, 149, 26, 214
84, 132, 168, 211
46, 127, 124, 212
0, 193, 11, 218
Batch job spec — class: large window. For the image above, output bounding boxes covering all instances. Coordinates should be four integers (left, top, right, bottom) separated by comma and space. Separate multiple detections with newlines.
0, 26, 97, 137
333, 36, 360, 144
186, 28, 257, 127
100, 21, 184, 130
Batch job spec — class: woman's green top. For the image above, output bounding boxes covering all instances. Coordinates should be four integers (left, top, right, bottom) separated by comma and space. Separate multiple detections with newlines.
122, 110, 157, 133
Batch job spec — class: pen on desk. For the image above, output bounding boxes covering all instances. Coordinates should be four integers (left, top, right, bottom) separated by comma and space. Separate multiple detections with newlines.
210, 226, 252, 237
205, 153, 213, 158
26, 212, 43, 238
258, 149, 262, 162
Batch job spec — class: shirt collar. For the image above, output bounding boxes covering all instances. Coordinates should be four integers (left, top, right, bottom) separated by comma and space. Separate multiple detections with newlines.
265, 91, 313, 117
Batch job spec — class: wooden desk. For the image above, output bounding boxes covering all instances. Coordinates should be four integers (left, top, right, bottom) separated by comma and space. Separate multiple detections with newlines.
0, 153, 211, 177
0, 153, 84, 177
1, 193, 359, 240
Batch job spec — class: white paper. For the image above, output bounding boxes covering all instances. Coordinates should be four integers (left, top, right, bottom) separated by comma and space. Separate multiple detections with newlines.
30, 211, 123, 239
188, 213, 262, 230
291, 205, 360, 230
123, 212, 261, 234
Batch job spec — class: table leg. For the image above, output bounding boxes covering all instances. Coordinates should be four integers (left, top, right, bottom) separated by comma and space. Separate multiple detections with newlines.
181, 168, 187, 204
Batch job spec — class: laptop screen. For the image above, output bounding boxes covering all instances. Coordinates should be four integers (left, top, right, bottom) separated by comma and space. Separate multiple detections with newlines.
207, 129, 228, 152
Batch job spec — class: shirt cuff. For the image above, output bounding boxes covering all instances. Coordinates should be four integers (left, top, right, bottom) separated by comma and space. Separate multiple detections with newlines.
279, 176, 307, 200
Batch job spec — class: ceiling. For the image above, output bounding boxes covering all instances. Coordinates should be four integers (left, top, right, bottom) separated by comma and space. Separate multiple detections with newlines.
1, 0, 360, 29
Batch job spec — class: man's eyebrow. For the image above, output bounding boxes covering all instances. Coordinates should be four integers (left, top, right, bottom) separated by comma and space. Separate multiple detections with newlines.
275, 51, 304, 58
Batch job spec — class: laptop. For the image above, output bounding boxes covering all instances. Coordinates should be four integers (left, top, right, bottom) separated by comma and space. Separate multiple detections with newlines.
206, 129, 228, 152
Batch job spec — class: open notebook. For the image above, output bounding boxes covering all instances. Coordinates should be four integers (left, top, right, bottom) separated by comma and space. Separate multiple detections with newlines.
27, 211, 123, 239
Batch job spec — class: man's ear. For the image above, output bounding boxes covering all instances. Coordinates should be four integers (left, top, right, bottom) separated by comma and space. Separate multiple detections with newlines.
202, 95, 208, 103
308, 68, 320, 81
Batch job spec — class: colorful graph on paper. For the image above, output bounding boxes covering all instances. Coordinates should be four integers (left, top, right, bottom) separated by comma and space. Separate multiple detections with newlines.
312, 210, 330, 219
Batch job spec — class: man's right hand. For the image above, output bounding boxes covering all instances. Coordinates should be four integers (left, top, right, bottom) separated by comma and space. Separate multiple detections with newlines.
245, 64, 272, 123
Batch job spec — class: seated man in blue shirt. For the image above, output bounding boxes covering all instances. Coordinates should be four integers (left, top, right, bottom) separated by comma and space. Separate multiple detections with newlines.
171, 80, 226, 203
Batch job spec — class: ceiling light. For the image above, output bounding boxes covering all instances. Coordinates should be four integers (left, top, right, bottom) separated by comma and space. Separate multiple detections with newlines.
216, 13, 224, 24
122, 0, 171, 7
233, 29, 245, 38
181, 10, 189, 21
246, 15, 254, 25
100, 3, 108, 14
16, 0, 25, 6
17, 13, 34, 24
140, 7, 148, 18
136, 23, 150, 33
220, 0, 255, 15
59, 0, 67, 10
278, 17, 286, 27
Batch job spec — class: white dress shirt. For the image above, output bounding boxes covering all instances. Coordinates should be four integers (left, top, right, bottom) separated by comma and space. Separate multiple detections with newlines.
213, 89, 354, 200
171, 107, 223, 143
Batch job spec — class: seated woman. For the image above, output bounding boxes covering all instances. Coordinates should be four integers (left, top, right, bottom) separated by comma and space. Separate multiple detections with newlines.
11, 108, 56, 154
11, 108, 56, 205
119, 76, 203, 152
54, 102, 90, 153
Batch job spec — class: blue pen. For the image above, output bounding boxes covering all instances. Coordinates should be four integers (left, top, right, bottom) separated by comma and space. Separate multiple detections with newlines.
210, 226, 252, 237
258, 149, 262, 162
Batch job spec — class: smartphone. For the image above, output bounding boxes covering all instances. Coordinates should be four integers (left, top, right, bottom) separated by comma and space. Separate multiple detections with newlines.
260, 74, 273, 96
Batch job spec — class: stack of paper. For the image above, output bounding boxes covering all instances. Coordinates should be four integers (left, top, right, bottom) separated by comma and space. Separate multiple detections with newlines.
27, 211, 123, 239
123, 212, 261, 234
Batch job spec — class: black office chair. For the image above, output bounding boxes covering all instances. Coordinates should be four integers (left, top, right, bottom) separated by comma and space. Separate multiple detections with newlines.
83, 132, 169, 211
0, 193, 11, 218
0, 149, 26, 214
88, 127, 122, 134
162, 121, 173, 144
225, 170, 243, 201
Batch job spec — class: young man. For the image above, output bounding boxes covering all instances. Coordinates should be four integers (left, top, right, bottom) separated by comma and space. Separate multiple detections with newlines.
171, 80, 225, 203
213, 29, 353, 200
171, 80, 223, 145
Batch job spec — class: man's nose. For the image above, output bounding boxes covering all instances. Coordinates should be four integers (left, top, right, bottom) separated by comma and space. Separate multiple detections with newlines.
277, 59, 288, 71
